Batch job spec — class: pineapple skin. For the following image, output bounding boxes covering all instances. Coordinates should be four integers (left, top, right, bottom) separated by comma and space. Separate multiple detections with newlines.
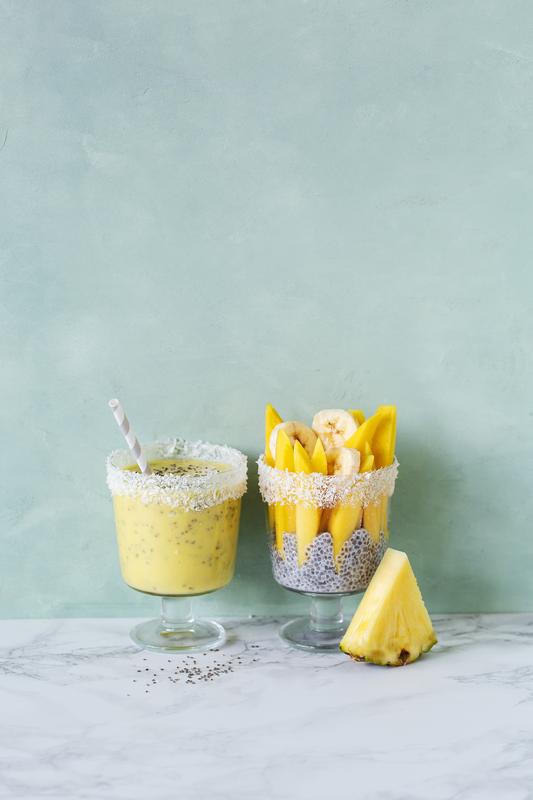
339, 635, 437, 667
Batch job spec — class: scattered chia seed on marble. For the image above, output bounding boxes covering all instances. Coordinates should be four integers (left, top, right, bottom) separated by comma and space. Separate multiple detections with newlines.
129, 645, 258, 694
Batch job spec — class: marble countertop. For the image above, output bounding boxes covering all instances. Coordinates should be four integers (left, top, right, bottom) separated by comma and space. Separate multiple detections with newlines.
1, 614, 533, 800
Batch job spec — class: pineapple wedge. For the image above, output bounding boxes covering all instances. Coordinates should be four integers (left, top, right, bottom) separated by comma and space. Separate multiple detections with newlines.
340, 548, 437, 666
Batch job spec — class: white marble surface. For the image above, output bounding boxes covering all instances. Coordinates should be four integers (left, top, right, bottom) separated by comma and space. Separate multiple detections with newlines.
1, 615, 533, 800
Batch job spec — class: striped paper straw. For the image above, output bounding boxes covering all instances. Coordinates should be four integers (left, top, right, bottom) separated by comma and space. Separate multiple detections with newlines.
108, 399, 151, 474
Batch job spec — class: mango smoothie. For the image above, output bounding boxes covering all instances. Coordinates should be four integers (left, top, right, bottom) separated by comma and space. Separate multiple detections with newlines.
107, 442, 247, 598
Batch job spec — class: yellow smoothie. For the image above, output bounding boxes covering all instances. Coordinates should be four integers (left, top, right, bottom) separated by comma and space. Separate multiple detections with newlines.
112, 458, 241, 596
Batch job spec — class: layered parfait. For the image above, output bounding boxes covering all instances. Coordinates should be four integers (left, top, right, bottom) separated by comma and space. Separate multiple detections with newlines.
258, 405, 398, 594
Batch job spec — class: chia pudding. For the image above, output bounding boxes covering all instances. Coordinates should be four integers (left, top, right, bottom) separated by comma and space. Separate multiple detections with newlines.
269, 529, 387, 593
258, 453, 398, 596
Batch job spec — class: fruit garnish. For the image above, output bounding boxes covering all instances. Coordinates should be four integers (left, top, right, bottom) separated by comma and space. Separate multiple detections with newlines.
371, 406, 397, 468
274, 430, 296, 551
270, 421, 317, 461
340, 548, 437, 666
329, 502, 363, 559
274, 429, 294, 471
325, 447, 360, 476
312, 409, 358, 450
344, 406, 397, 468
293, 440, 312, 473
344, 408, 385, 452
265, 404, 283, 466
348, 409, 366, 426
360, 453, 375, 472
293, 441, 321, 565
310, 437, 328, 475
362, 502, 381, 543
380, 495, 389, 536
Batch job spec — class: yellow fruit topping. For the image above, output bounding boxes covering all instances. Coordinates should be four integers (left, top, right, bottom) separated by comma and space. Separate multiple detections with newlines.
372, 405, 397, 468
344, 409, 385, 453
264, 403, 397, 558
344, 405, 397, 467
348, 409, 366, 426
328, 503, 363, 559
360, 453, 375, 472
380, 495, 389, 537
310, 436, 328, 475
293, 440, 321, 565
362, 501, 382, 543
274, 429, 296, 551
265, 404, 283, 466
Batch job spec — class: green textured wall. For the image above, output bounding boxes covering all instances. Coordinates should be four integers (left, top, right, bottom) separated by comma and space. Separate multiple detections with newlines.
2, 0, 532, 618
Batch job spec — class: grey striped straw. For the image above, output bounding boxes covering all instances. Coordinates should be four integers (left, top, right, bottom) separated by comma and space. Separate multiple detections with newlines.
108, 399, 151, 474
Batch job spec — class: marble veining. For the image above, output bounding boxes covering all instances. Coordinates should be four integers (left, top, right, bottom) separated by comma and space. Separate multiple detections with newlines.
1, 615, 533, 799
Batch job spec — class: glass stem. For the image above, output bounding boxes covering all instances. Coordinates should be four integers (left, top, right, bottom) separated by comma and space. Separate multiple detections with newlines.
309, 595, 344, 633
161, 597, 194, 631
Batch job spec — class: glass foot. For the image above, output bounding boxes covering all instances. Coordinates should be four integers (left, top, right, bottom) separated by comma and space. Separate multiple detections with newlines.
131, 617, 226, 653
279, 594, 350, 652
130, 596, 225, 653
280, 616, 348, 652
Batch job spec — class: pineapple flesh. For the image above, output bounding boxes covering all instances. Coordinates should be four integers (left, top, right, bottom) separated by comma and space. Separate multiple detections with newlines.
340, 548, 437, 666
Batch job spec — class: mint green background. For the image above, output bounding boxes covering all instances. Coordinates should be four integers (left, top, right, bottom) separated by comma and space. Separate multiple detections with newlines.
2, 1, 532, 618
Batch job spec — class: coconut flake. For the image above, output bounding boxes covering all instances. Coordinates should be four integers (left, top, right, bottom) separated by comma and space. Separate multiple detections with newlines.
106, 439, 247, 511
257, 454, 398, 508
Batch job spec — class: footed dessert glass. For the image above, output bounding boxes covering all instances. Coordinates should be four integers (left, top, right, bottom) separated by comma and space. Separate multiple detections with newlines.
107, 439, 247, 653
258, 455, 398, 651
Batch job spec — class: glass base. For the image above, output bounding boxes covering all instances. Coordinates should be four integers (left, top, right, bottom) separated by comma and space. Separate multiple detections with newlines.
131, 617, 226, 653
279, 593, 352, 652
129, 596, 225, 654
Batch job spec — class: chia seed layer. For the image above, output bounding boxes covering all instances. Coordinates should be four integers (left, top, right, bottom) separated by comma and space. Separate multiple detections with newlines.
270, 529, 387, 594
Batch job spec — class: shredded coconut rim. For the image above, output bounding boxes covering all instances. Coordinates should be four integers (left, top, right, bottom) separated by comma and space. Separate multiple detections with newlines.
257, 454, 398, 508
107, 439, 247, 511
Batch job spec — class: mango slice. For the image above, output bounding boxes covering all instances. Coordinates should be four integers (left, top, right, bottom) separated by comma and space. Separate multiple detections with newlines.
363, 502, 382, 543
360, 453, 375, 472
293, 441, 321, 565
274, 429, 295, 552
328, 503, 363, 559
344, 409, 386, 455
348, 409, 366, 426
372, 405, 397, 468
380, 495, 389, 538
265, 403, 283, 466
311, 436, 328, 474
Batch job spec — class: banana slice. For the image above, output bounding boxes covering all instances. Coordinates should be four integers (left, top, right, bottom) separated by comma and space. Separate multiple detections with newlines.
312, 409, 358, 450
326, 447, 361, 476
269, 421, 317, 459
